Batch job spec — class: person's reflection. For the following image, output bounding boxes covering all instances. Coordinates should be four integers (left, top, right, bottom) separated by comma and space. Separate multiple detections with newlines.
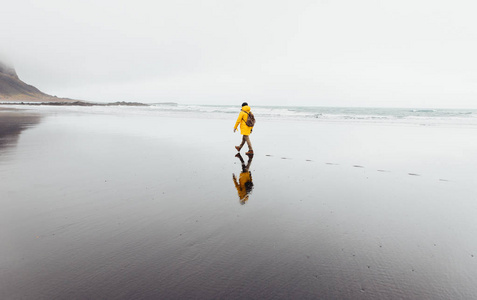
233, 153, 254, 205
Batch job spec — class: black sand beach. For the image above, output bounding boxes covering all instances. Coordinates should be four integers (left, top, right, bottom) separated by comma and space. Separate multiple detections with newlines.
1, 107, 477, 299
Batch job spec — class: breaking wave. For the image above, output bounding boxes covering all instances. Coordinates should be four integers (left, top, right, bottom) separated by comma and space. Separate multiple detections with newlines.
147, 104, 477, 126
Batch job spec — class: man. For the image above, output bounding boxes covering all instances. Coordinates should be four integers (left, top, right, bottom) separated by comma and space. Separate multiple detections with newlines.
234, 102, 254, 155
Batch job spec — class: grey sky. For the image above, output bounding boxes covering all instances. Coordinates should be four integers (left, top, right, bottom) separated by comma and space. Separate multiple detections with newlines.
2, 0, 476, 108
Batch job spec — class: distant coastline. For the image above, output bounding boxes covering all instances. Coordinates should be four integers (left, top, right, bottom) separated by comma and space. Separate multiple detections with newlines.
0, 101, 150, 107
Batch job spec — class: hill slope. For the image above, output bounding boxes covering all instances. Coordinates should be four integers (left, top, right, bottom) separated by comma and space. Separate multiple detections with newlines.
0, 62, 74, 102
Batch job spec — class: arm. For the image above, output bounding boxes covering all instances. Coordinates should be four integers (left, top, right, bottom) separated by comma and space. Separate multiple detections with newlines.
234, 111, 244, 132
233, 174, 240, 189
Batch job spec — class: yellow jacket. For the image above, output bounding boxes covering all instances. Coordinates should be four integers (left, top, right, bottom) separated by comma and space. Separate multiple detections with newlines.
234, 105, 253, 136
233, 171, 252, 203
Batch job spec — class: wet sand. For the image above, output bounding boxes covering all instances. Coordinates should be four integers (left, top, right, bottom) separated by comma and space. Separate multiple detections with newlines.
1, 107, 477, 299
0, 108, 41, 151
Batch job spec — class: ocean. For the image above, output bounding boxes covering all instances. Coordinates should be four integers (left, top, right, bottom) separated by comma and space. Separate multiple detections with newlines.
148, 104, 477, 126
8, 103, 477, 126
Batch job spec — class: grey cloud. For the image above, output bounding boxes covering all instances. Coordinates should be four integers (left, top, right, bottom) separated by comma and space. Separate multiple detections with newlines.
2, 0, 477, 107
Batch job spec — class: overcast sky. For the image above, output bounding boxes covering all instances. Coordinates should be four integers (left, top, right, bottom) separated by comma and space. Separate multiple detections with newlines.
2, 0, 476, 108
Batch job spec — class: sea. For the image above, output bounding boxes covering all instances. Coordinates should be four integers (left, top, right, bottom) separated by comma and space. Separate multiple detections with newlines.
149, 104, 477, 124
3, 103, 477, 126
137, 104, 477, 127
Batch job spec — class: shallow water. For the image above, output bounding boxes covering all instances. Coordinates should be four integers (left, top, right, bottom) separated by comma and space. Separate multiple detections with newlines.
1, 107, 477, 299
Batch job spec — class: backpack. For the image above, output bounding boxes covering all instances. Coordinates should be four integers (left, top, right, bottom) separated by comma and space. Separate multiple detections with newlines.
242, 110, 256, 127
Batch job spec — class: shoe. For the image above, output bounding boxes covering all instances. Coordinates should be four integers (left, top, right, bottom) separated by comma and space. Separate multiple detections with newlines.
235, 146, 241, 152
245, 150, 254, 156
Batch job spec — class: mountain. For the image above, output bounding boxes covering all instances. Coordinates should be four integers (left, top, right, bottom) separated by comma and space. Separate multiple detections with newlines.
0, 62, 75, 102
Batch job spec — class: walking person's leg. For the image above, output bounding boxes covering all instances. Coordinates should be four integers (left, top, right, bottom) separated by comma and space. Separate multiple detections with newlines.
245, 155, 253, 171
244, 135, 253, 154
236, 135, 247, 151
235, 153, 245, 164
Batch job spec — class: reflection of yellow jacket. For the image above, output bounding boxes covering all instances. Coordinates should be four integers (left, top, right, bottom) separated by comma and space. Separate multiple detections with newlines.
233, 172, 252, 201
234, 105, 253, 136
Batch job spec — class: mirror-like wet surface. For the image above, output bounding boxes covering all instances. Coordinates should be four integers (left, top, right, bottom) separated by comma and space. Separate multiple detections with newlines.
1, 107, 477, 299
0, 108, 41, 153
